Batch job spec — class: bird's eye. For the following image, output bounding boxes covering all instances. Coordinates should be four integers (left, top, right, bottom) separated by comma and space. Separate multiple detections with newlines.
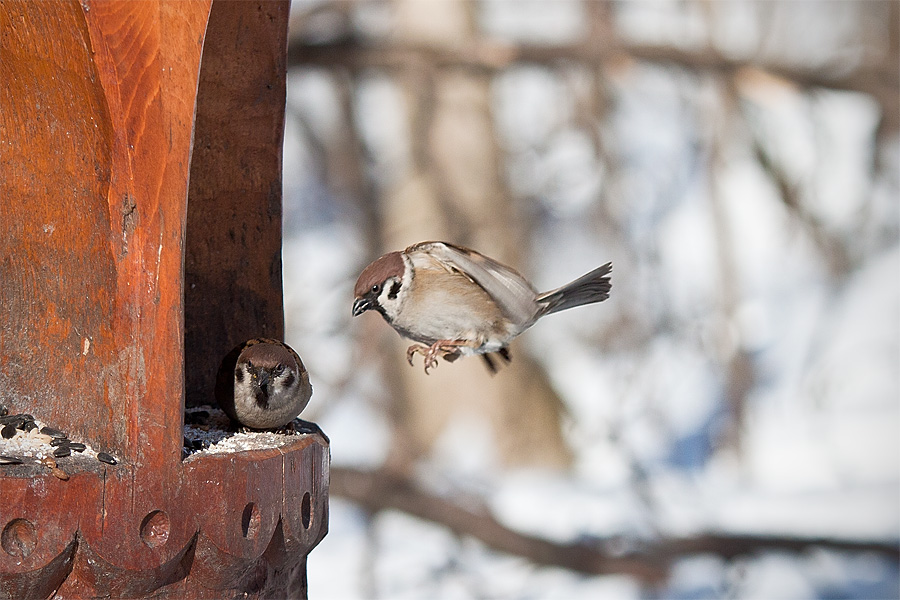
273, 364, 285, 376
371, 284, 381, 294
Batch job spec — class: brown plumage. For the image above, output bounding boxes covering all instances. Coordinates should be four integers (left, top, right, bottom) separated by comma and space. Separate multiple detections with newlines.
352, 241, 612, 374
353, 251, 404, 300
215, 338, 312, 429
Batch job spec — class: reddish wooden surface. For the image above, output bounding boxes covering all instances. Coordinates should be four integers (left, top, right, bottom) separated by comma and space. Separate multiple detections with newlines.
0, 437, 328, 599
184, 0, 290, 409
0, 1, 328, 597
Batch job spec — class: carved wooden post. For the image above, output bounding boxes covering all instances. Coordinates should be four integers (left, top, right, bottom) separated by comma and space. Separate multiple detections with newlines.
0, 1, 329, 597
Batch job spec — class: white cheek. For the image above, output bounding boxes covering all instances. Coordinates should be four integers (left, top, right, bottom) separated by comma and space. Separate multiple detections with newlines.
379, 293, 402, 321
235, 375, 254, 397
377, 275, 407, 320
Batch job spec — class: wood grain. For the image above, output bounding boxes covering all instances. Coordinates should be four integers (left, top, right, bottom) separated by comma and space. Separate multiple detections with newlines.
0, 1, 327, 596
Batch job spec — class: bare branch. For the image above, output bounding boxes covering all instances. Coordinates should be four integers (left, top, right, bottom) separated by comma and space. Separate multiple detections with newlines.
331, 466, 668, 582
747, 116, 855, 278
332, 466, 900, 582
288, 38, 899, 131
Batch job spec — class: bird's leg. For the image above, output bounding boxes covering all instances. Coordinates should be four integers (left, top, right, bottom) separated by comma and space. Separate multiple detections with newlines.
406, 340, 468, 373
422, 342, 449, 373
423, 340, 467, 374
406, 343, 431, 367
406, 343, 442, 372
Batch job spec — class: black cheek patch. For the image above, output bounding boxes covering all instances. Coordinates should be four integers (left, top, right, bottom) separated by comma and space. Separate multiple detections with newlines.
283, 372, 295, 387
234, 368, 244, 382
388, 280, 402, 300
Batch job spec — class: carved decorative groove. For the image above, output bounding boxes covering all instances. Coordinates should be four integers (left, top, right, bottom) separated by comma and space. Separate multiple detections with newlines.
0, 1, 328, 597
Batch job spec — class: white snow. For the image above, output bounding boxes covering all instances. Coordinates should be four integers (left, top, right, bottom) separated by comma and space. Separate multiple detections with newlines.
287, 1, 899, 597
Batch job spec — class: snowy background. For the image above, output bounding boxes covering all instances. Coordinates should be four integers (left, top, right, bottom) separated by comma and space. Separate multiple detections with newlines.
280, 1, 899, 598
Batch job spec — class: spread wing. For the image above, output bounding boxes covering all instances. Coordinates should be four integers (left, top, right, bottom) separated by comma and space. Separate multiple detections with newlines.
410, 241, 540, 326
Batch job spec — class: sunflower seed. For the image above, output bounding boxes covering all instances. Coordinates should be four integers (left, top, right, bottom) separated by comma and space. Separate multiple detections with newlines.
1, 424, 16, 439
0, 456, 22, 465
97, 452, 117, 465
40, 426, 67, 439
50, 437, 70, 447
68, 443, 86, 452
53, 446, 71, 458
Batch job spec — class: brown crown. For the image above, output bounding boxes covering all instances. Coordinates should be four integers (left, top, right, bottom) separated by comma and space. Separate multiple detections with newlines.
354, 251, 404, 297
238, 341, 297, 369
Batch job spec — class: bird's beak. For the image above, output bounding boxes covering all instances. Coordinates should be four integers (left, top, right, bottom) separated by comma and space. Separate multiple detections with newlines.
257, 370, 270, 391
352, 297, 371, 317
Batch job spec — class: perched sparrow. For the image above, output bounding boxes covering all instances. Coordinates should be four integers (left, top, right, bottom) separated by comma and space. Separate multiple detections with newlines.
352, 241, 611, 373
215, 338, 312, 429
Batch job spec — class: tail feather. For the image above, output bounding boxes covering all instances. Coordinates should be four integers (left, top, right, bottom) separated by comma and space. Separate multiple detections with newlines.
536, 262, 612, 316
480, 347, 512, 374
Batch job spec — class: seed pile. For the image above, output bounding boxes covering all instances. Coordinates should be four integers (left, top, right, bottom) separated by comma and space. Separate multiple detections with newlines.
0, 405, 317, 469
183, 406, 316, 459
0, 405, 119, 472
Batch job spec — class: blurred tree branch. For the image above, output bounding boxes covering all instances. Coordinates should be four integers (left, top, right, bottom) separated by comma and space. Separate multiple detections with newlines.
288, 3, 900, 593
748, 119, 856, 278
333, 466, 900, 583
288, 39, 899, 132
333, 466, 669, 583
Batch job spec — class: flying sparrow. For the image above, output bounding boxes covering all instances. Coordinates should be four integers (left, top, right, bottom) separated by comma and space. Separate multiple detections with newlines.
352, 241, 612, 373
215, 338, 312, 429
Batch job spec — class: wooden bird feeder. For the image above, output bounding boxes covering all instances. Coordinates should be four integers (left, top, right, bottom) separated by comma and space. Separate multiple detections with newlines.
0, 1, 329, 597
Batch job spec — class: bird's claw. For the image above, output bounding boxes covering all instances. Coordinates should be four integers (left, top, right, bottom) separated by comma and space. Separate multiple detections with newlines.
406, 342, 459, 374
406, 344, 428, 367
423, 345, 443, 374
